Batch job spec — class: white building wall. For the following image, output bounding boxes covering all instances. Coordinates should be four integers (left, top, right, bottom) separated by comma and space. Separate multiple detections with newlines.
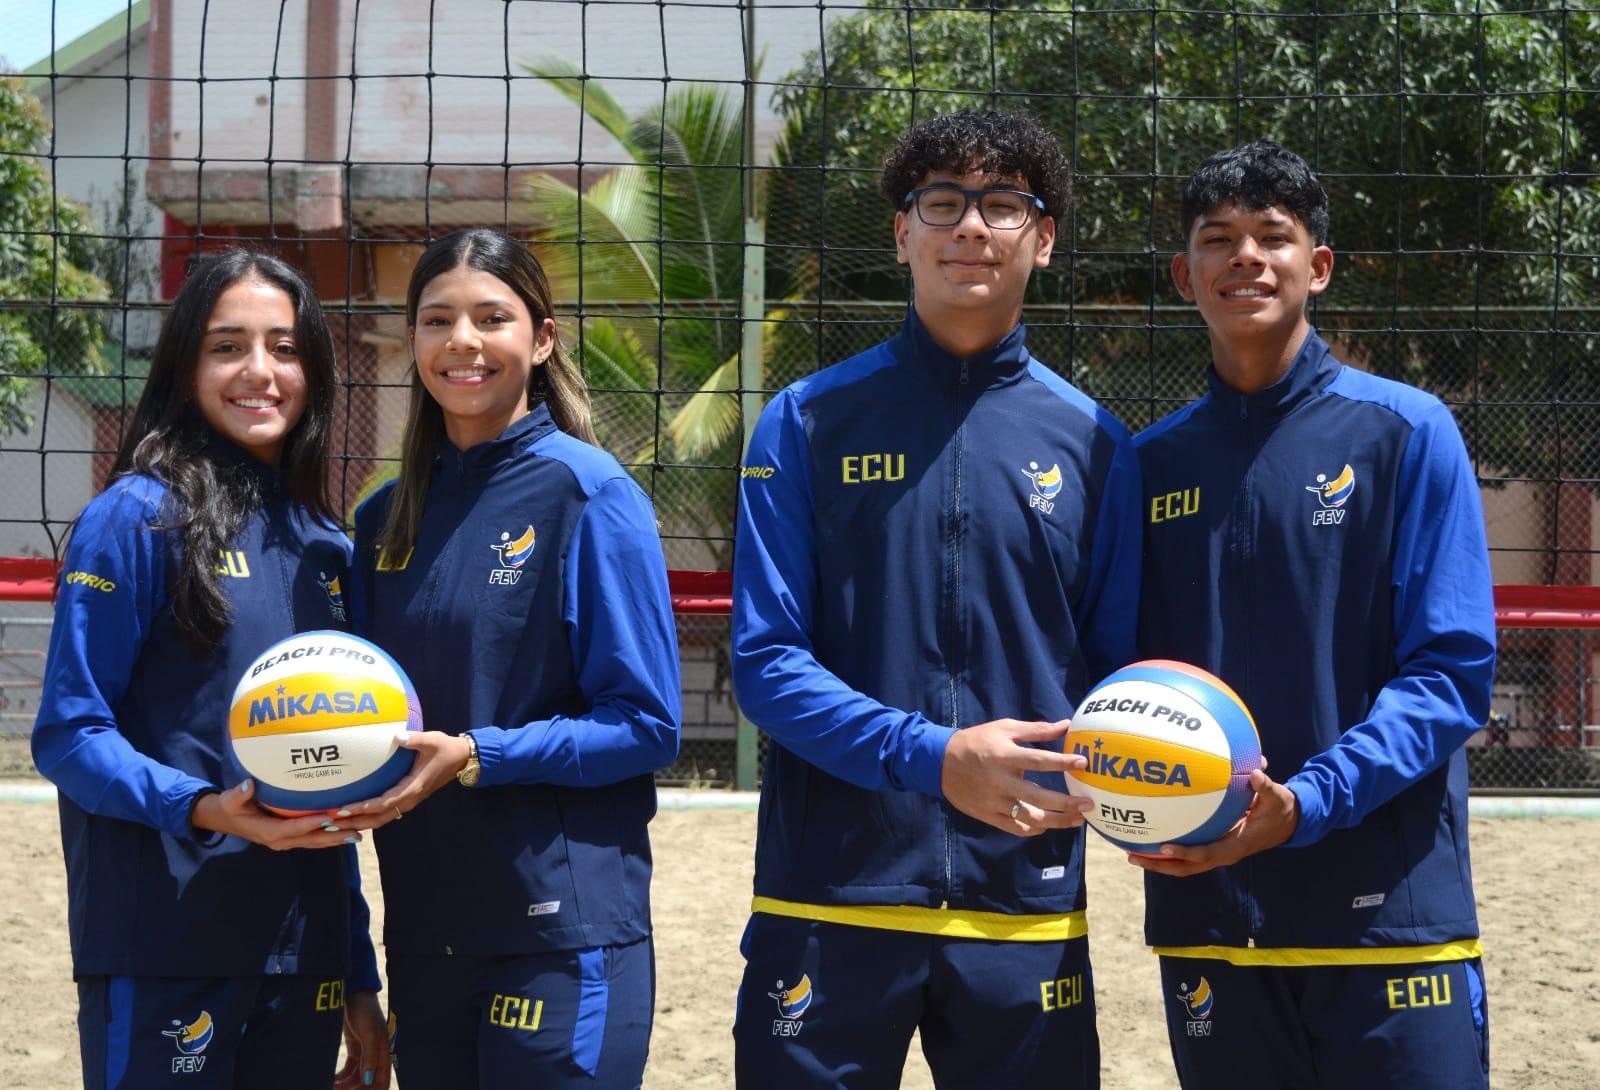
31, 34, 161, 349
0, 387, 98, 559
166, 0, 310, 163
164, 0, 833, 169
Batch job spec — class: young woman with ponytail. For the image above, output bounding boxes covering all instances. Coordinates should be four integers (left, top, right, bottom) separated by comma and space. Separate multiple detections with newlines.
344, 228, 681, 1089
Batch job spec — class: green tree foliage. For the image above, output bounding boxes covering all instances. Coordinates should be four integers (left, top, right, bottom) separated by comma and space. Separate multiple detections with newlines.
769, 2, 1599, 477
524, 61, 770, 565
0, 76, 108, 434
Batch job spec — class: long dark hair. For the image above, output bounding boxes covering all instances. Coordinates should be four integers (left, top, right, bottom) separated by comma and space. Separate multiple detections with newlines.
377, 228, 594, 565
109, 248, 339, 652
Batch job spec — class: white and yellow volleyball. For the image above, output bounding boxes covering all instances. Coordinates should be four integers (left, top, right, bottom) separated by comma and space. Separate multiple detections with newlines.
1066, 659, 1263, 853
228, 630, 421, 815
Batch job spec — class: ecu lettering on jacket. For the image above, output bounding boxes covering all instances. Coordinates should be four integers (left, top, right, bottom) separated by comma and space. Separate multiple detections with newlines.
733, 309, 1142, 928
32, 449, 377, 987
348, 406, 681, 957
1135, 331, 1496, 962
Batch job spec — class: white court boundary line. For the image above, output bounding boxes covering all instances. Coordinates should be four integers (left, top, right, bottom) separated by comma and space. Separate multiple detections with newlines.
0, 782, 1595, 816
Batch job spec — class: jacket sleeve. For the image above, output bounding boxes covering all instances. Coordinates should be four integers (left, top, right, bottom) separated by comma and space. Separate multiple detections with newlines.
1074, 417, 1143, 686
345, 845, 382, 992
470, 476, 681, 787
31, 486, 219, 839
1284, 403, 1496, 846
730, 388, 954, 797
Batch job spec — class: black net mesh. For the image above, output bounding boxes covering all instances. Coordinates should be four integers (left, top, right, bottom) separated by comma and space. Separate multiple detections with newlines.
2, 1, 1597, 789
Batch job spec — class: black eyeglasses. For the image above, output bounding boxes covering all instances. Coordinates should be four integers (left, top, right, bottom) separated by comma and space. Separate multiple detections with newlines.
903, 186, 1045, 230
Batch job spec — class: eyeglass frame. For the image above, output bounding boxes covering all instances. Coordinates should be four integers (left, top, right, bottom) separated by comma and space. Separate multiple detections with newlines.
901, 185, 1047, 230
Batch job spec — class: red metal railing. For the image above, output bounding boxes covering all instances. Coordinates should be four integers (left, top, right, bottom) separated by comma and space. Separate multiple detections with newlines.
1, 556, 740, 615
8, 555, 1600, 624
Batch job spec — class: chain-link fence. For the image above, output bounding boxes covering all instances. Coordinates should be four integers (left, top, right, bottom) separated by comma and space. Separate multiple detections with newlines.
2, 1, 1597, 790
1472, 625, 1600, 793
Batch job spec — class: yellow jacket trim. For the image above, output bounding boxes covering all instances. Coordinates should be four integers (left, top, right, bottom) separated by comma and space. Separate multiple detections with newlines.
1151, 939, 1483, 967
751, 896, 1088, 942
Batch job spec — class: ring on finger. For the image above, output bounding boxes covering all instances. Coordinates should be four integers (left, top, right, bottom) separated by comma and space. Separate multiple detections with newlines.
1009, 800, 1022, 820
393, 807, 403, 821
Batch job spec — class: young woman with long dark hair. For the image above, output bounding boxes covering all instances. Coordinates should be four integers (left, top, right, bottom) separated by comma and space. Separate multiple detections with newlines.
344, 227, 681, 1089
33, 249, 389, 1090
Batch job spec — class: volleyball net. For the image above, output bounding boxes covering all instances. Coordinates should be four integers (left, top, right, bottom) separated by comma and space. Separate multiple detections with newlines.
1, 0, 1597, 788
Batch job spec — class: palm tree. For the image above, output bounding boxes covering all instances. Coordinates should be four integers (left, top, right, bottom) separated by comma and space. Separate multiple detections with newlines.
523, 60, 767, 567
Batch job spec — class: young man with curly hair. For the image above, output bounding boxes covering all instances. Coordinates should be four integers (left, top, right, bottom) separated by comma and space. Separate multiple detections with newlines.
731, 108, 1141, 1088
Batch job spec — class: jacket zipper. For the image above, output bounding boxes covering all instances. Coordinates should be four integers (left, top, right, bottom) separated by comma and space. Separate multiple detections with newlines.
428, 458, 472, 953
1238, 397, 1258, 947
942, 357, 971, 907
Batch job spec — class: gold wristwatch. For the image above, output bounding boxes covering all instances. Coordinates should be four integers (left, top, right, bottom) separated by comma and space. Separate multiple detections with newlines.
457, 733, 481, 787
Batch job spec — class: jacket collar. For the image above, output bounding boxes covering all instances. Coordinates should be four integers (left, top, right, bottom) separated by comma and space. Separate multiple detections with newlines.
201, 430, 284, 494
895, 306, 1031, 388
1204, 328, 1340, 421
438, 403, 559, 474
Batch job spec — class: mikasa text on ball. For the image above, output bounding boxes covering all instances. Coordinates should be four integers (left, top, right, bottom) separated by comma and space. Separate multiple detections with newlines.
228, 630, 421, 815
1066, 659, 1262, 852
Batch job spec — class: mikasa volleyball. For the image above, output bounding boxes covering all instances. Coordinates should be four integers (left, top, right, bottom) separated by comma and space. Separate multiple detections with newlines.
228, 630, 421, 815
1066, 659, 1262, 852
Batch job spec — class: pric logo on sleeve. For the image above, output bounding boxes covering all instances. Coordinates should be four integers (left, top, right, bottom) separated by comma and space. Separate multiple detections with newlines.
64, 570, 116, 592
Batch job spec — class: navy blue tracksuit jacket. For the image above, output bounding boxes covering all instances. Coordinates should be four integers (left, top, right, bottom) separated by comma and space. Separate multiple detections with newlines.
1136, 332, 1496, 956
350, 406, 681, 958
733, 310, 1142, 926
33, 448, 377, 987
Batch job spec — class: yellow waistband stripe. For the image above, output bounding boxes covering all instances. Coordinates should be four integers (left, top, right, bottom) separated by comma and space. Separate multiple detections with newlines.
1151, 939, 1484, 967
751, 896, 1088, 942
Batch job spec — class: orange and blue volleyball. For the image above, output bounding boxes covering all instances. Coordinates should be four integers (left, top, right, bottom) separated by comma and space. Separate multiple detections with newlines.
1065, 659, 1263, 852
227, 630, 421, 815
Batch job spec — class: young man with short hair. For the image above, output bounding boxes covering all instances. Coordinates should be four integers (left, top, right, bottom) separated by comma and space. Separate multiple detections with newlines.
731, 109, 1142, 1087
1134, 140, 1495, 1088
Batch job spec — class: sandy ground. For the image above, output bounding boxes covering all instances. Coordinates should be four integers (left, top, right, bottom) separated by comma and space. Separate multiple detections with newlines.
1, 797, 1595, 1089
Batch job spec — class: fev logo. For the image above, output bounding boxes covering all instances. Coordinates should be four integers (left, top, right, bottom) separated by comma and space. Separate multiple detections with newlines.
318, 570, 348, 622
163, 1009, 214, 1073
1305, 463, 1355, 525
1021, 461, 1063, 514
769, 973, 814, 1037
1175, 977, 1214, 1038
489, 525, 536, 585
